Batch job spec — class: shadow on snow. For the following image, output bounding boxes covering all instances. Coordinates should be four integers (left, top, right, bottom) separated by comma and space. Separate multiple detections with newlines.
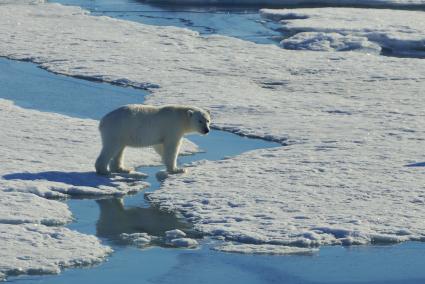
2, 171, 146, 188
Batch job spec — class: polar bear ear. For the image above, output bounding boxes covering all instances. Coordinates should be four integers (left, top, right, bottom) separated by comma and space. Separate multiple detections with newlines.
187, 110, 194, 117
205, 109, 211, 115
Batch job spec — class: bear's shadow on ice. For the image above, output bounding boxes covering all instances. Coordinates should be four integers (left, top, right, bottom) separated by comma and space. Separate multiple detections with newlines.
3, 171, 143, 188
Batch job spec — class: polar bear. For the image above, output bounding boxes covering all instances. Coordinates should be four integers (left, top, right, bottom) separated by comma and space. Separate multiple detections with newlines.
95, 104, 211, 176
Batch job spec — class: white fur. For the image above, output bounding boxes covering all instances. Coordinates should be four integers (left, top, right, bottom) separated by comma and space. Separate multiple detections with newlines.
95, 104, 211, 175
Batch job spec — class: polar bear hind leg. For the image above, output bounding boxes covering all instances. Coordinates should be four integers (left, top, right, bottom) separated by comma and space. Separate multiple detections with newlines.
95, 143, 121, 175
109, 147, 134, 173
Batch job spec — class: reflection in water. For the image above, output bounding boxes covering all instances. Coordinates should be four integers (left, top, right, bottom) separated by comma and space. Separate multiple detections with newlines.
96, 198, 198, 246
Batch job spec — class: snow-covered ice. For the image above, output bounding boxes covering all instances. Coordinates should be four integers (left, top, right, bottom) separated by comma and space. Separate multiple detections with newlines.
165, 229, 187, 239
0, 224, 111, 281
120, 232, 153, 247
0, 191, 71, 226
164, 229, 198, 247
120, 229, 198, 248
276, 32, 382, 54
0, 0, 44, 4
0, 2, 424, 256
149, 143, 425, 252
167, 238, 199, 248
260, 8, 425, 57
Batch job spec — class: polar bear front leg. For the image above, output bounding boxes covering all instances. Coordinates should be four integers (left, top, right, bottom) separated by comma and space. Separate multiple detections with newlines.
163, 138, 186, 174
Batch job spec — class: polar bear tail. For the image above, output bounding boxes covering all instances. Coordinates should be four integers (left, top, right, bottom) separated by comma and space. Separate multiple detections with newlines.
98, 112, 112, 131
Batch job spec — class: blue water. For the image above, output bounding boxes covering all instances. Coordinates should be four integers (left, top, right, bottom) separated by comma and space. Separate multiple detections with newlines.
0, 57, 144, 119
10, 242, 425, 284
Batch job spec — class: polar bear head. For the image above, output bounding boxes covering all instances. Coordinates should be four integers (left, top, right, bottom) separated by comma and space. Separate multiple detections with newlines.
187, 108, 211, 135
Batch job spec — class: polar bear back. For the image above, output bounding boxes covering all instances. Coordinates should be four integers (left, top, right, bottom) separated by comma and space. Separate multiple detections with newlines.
99, 104, 192, 147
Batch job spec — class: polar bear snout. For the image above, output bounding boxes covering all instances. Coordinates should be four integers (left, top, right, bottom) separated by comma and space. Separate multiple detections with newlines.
203, 126, 210, 134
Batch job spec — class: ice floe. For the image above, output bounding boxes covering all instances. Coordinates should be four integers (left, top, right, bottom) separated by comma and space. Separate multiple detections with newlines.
167, 238, 199, 248
149, 142, 425, 250
120, 232, 154, 247
260, 8, 425, 57
0, 224, 111, 281
120, 230, 198, 248
164, 229, 198, 248
0, 0, 44, 4
165, 229, 187, 239
0, 191, 71, 226
278, 32, 382, 54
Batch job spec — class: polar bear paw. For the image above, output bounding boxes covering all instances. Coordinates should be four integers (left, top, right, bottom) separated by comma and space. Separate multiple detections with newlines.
156, 168, 187, 181
113, 167, 135, 174
169, 168, 187, 174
